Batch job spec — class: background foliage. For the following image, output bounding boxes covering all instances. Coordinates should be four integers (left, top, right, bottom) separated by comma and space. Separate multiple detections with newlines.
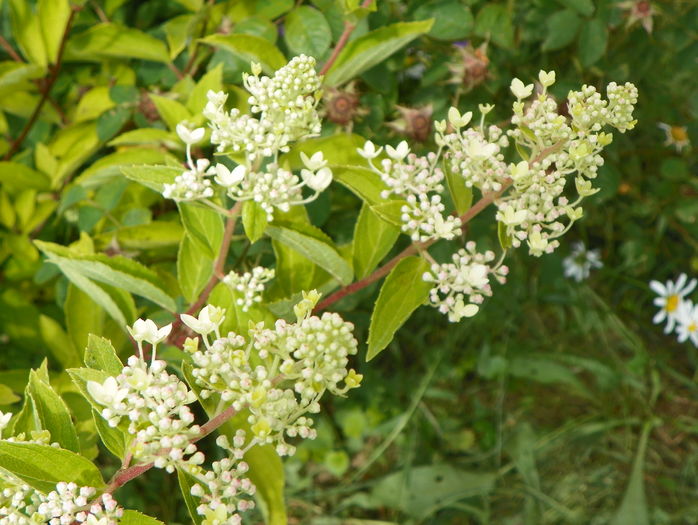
0, 0, 696, 523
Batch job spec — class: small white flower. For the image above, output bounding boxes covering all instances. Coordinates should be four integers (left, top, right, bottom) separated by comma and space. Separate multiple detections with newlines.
562, 241, 602, 282
478, 103, 495, 115
527, 231, 549, 255
176, 123, 205, 145
127, 319, 172, 345
657, 123, 690, 152
301, 166, 333, 192
300, 151, 327, 171
650, 273, 697, 333
466, 140, 498, 159
180, 305, 225, 335
538, 70, 556, 88
385, 140, 410, 160
676, 300, 698, 347
87, 377, 127, 407
0, 411, 12, 434
501, 206, 528, 226
357, 140, 383, 159
449, 299, 479, 322
509, 160, 529, 181
510, 78, 534, 100
213, 164, 246, 188
447, 107, 473, 129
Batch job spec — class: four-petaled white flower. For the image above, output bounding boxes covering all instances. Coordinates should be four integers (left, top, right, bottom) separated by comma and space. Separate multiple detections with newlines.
127, 319, 172, 345
181, 305, 226, 336
650, 273, 697, 333
87, 377, 128, 407
300, 151, 328, 171
385, 140, 410, 161
357, 140, 383, 159
510, 78, 534, 100
176, 123, 205, 145
301, 166, 333, 192
213, 164, 246, 188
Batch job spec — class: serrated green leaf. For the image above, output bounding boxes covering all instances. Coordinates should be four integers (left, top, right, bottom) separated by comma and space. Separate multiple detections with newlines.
187, 64, 223, 115
284, 135, 367, 168
84, 335, 123, 376
65, 23, 170, 63
367, 257, 432, 361
370, 200, 406, 227
67, 367, 112, 413
119, 510, 166, 525
284, 6, 332, 57
324, 20, 434, 86
149, 95, 192, 131
445, 166, 472, 214
200, 34, 286, 74
27, 371, 80, 453
121, 164, 181, 193
242, 200, 268, 243
93, 409, 126, 460
36, 240, 177, 311
0, 441, 104, 493
178, 202, 224, 259
266, 222, 353, 285
177, 468, 204, 525
353, 204, 400, 279
331, 165, 389, 205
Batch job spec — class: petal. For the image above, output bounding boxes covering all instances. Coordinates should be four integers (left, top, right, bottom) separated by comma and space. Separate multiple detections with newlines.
649, 280, 666, 295
653, 310, 666, 324
684, 278, 697, 296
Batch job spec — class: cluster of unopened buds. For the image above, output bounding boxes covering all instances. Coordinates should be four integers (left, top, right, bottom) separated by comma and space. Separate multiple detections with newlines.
358, 70, 637, 322
162, 55, 333, 222
651, 274, 698, 347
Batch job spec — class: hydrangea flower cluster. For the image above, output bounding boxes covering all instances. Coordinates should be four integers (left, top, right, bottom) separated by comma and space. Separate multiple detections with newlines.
650, 274, 698, 346
355, 70, 637, 322
183, 292, 361, 456
423, 242, 508, 322
223, 267, 275, 312
162, 56, 332, 221
563, 241, 602, 282
358, 140, 462, 242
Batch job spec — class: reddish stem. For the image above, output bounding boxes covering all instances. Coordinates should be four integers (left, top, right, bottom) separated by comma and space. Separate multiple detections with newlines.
318, 0, 375, 77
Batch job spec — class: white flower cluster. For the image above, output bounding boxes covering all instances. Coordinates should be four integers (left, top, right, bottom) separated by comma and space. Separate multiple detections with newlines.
0, 475, 122, 525
358, 140, 461, 242
162, 56, 333, 222
36, 484, 122, 525
223, 267, 274, 312
423, 242, 508, 322
562, 241, 602, 282
650, 274, 698, 346
183, 292, 361, 456
187, 433, 255, 525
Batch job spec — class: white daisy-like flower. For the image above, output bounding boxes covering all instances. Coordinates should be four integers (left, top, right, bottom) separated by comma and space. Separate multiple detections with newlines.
650, 273, 697, 333
562, 242, 602, 282
675, 300, 698, 346
657, 123, 690, 152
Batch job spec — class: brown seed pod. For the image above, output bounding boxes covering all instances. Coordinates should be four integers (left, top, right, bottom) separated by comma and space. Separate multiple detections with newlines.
322, 82, 365, 127
386, 105, 433, 143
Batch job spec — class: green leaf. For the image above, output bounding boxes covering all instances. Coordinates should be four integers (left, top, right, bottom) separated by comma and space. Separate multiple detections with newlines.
370, 200, 406, 228
177, 468, 204, 525
542, 10, 582, 51
65, 23, 170, 63
149, 95, 192, 131
178, 203, 224, 259
353, 204, 400, 279
497, 221, 512, 250
164, 14, 196, 60
610, 421, 654, 525
186, 64, 223, 115
121, 164, 180, 193
38, 0, 71, 64
9, 0, 48, 68
324, 20, 435, 86
445, 167, 472, 214
84, 335, 123, 376
93, 409, 126, 459
38, 314, 82, 369
0, 384, 20, 405
103, 221, 184, 250
474, 4, 514, 49
36, 240, 177, 312
414, 0, 474, 41
331, 165, 389, 205
200, 34, 286, 74
556, 0, 594, 16
578, 18, 608, 67
96, 106, 132, 141
27, 370, 80, 453
108, 129, 175, 147
242, 200, 268, 243
65, 284, 105, 355
285, 135, 367, 167
119, 510, 166, 525
367, 257, 432, 361
67, 367, 112, 413
266, 222, 353, 285
0, 441, 104, 493
284, 6, 332, 57
0, 162, 51, 193
178, 234, 213, 303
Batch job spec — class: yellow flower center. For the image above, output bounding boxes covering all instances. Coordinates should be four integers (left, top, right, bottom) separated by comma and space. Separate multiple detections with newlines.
690, 323, 697, 333
666, 294, 679, 312
670, 126, 688, 142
